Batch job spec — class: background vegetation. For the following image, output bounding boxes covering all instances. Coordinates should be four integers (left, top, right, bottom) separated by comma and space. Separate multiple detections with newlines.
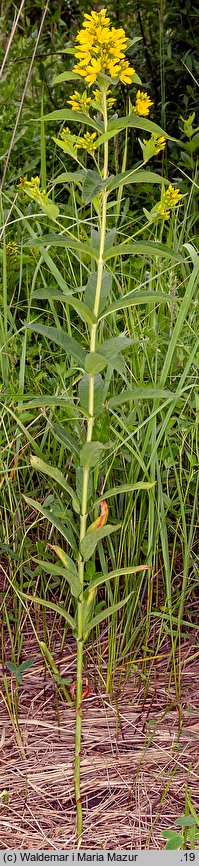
0, 0, 198, 812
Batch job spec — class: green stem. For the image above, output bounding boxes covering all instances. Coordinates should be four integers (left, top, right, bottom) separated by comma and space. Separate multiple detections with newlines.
74, 87, 108, 846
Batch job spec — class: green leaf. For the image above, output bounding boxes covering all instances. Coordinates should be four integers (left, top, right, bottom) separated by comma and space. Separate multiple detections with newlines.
43, 108, 102, 133
108, 387, 176, 409
164, 836, 182, 850
82, 170, 105, 204
97, 115, 176, 146
68, 298, 96, 326
33, 559, 81, 598
126, 36, 142, 48
54, 170, 85, 186
39, 199, 59, 221
33, 290, 95, 327
33, 288, 69, 301
98, 334, 133, 359
84, 591, 133, 636
52, 71, 83, 84
84, 564, 150, 594
100, 290, 178, 318
25, 323, 86, 366
107, 168, 166, 193
26, 234, 98, 262
30, 455, 80, 513
84, 334, 133, 374
50, 423, 80, 457
23, 495, 77, 553
32, 247, 72, 295
6, 658, 35, 682
80, 441, 106, 469
81, 523, 120, 561
175, 816, 197, 827
95, 482, 156, 503
17, 590, 75, 630
53, 137, 81, 164
15, 396, 84, 415
18, 658, 36, 673
160, 252, 199, 386
84, 352, 108, 374
85, 270, 112, 315
104, 241, 182, 262
78, 373, 104, 414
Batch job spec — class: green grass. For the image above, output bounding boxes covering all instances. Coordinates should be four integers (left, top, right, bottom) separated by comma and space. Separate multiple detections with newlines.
0, 1, 198, 846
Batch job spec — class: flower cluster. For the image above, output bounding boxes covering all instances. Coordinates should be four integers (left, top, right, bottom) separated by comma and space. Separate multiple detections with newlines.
92, 88, 116, 109
133, 90, 154, 116
156, 184, 182, 219
18, 175, 42, 197
140, 132, 166, 161
67, 90, 92, 113
18, 176, 59, 220
6, 241, 19, 261
73, 8, 135, 85
76, 131, 97, 154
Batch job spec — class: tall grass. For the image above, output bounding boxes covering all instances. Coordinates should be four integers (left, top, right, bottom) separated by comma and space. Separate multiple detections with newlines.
0, 1, 198, 847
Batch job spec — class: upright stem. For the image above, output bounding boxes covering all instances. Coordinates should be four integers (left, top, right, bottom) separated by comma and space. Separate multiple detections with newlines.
74, 88, 108, 846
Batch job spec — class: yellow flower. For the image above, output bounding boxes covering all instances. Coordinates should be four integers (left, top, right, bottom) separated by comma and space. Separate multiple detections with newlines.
76, 131, 97, 154
164, 184, 181, 208
73, 8, 136, 86
119, 60, 136, 85
155, 185, 182, 219
18, 175, 42, 198
18, 176, 59, 220
141, 133, 166, 161
134, 90, 153, 116
67, 90, 92, 113
154, 135, 166, 153
156, 205, 170, 219
92, 88, 115, 109
6, 241, 19, 261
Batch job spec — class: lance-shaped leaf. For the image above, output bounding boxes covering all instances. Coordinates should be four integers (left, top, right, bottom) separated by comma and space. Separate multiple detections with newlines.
85, 270, 112, 315
42, 108, 102, 133
23, 495, 77, 553
107, 168, 167, 193
52, 71, 83, 84
99, 290, 178, 318
32, 291, 96, 325
108, 387, 177, 410
15, 396, 85, 415
97, 115, 177, 147
53, 137, 82, 164
84, 564, 151, 595
50, 423, 80, 457
30, 455, 80, 513
83, 591, 133, 637
54, 170, 85, 187
82, 170, 106, 204
26, 234, 98, 262
17, 589, 75, 631
84, 334, 134, 374
33, 559, 81, 598
81, 523, 120, 561
104, 241, 182, 262
80, 441, 108, 470
95, 481, 156, 504
78, 373, 104, 414
25, 323, 86, 366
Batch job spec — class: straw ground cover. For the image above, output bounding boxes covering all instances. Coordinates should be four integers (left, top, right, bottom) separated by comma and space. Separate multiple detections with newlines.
0, 614, 199, 850
0, 2, 199, 850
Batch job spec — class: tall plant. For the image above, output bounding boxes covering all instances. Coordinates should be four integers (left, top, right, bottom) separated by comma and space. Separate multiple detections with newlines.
19, 8, 184, 845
